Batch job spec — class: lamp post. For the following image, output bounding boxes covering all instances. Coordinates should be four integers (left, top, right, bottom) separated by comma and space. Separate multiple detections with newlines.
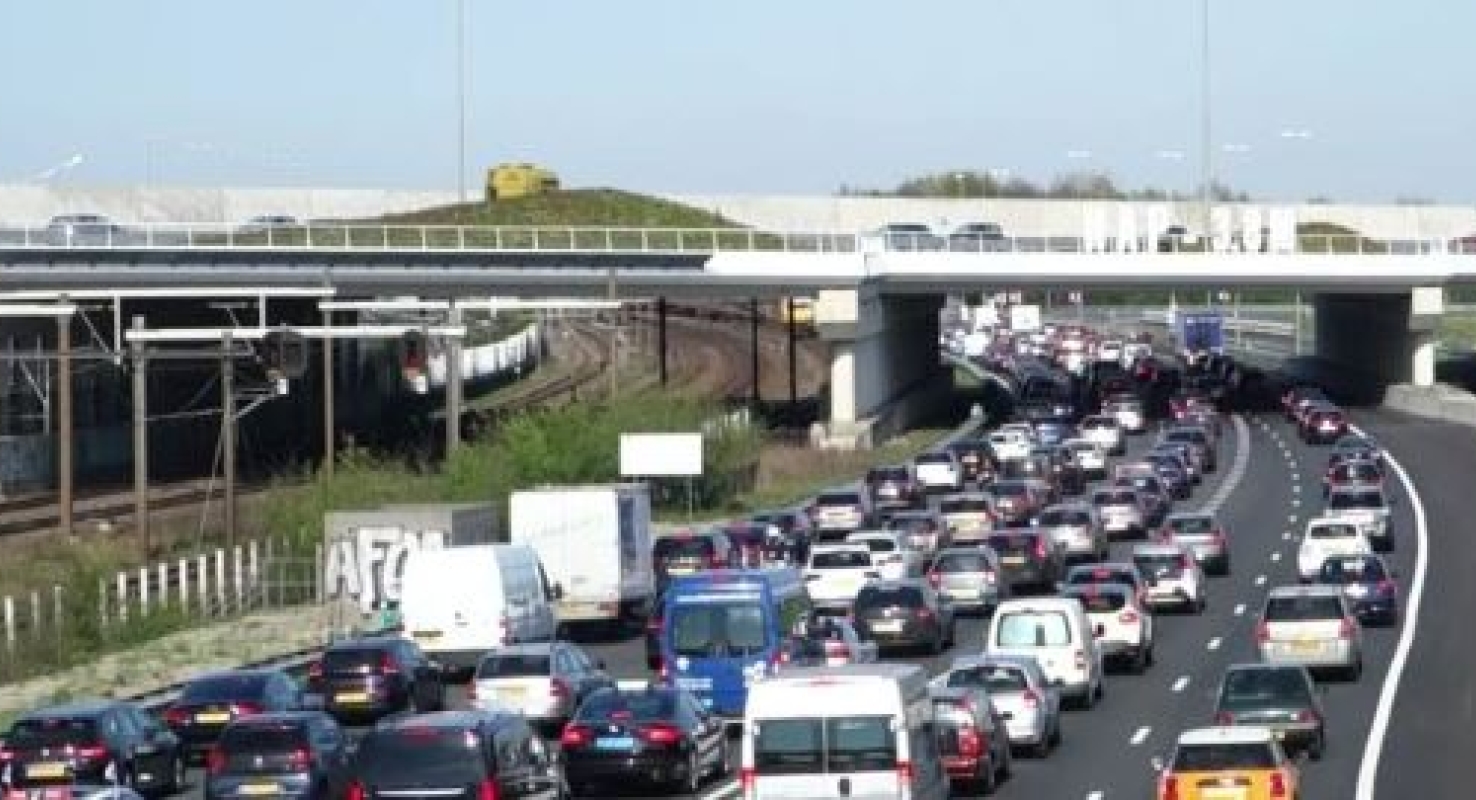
1199, 0, 1214, 237
456, 0, 469, 203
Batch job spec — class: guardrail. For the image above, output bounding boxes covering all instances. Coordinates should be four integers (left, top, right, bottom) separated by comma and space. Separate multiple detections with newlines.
3, 223, 1474, 256
1136, 310, 1296, 337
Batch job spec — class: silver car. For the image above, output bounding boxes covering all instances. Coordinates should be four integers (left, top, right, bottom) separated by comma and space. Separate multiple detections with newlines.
1036, 503, 1107, 562
1325, 485, 1394, 553
1256, 585, 1364, 680
1159, 511, 1231, 575
926, 546, 1007, 613
470, 642, 615, 733
1092, 487, 1146, 539
934, 654, 1062, 757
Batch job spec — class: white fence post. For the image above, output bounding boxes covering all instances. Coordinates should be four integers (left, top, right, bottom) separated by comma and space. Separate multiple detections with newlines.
178, 558, 191, 616
98, 579, 109, 630
116, 573, 128, 624
29, 591, 40, 637
196, 554, 209, 613
232, 546, 244, 614
158, 562, 169, 608
213, 549, 226, 616
138, 567, 150, 616
52, 586, 62, 641
4, 596, 14, 650
248, 540, 260, 599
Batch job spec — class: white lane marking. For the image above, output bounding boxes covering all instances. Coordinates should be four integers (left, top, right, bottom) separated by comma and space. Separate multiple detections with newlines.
1086, 792, 1105, 800
700, 781, 740, 800
1282, 531, 1292, 540
1172, 675, 1191, 692
1130, 726, 1153, 746
1288, 514, 1298, 522
1234, 603, 1247, 616
1291, 483, 1302, 494
1291, 497, 1301, 507
1200, 414, 1252, 514
1354, 425, 1429, 800
1255, 574, 1268, 586
1207, 637, 1223, 651
1271, 552, 1283, 562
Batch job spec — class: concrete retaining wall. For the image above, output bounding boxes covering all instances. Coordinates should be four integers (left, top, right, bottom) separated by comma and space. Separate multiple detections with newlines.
1383, 383, 1476, 427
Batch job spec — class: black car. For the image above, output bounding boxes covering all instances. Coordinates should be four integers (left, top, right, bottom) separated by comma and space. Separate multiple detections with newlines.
308, 636, 445, 724
163, 669, 303, 759
346, 710, 563, 800
945, 439, 998, 484
851, 580, 956, 654
204, 712, 348, 800
1032, 445, 1086, 497
652, 531, 736, 588
719, 522, 768, 568
560, 686, 731, 797
986, 529, 1064, 593
1316, 553, 1399, 626
865, 465, 922, 511
2, 700, 185, 796
1213, 664, 1326, 759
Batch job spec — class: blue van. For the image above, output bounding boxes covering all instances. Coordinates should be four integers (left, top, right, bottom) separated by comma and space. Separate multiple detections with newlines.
659, 568, 812, 719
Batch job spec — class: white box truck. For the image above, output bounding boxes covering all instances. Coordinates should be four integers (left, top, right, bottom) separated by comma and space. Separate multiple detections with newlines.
509, 483, 656, 630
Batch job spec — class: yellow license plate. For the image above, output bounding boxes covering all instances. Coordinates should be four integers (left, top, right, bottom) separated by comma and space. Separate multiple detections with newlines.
498, 689, 527, 703
1002, 556, 1025, 565
335, 691, 370, 703
668, 566, 696, 575
1291, 641, 1323, 654
239, 783, 280, 796
27, 763, 67, 779
411, 630, 442, 642
196, 712, 231, 724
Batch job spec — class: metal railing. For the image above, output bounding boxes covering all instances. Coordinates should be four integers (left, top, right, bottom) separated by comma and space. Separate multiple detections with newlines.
2, 223, 1474, 256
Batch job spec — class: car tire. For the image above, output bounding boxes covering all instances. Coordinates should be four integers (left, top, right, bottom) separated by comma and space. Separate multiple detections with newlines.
167, 753, 187, 794
1129, 647, 1147, 675
681, 750, 702, 795
978, 755, 998, 795
1309, 732, 1326, 761
717, 736, 734, 777
1347, 658, 1364, 682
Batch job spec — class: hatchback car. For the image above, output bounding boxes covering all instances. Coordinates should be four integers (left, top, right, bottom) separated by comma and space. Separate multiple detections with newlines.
1154, 726, 1300, 800
469, 642, 615, 734
1324, 486, 1395, 552
2, 701, 185, 796
1062, 562, 1150, 606
914, 451, 965, 495
1161, 425, 1217, 472
1092, 487, 1147, 539
946, 439, 998, 484
937, 492, 997, 544
1063, 439, 1109, 480
1300, 406, 1349, 444
1212, 664, 1326, 759
885, 510, 950, 553
1061, 583, 1155, 673
560, 686, 730, 796
163, 669, 303, 760
1036, 503, 1108, 563
930, 687, 1013, 794
1157, 512, 1231, 575
1296, 517, 1373, 582
1079, 415, 1126, 456
346, 710, 564, 800
1315, 553, 1399, 625
846, 529, 924, 581
808, 490, 875, 539
926, 546, 1007, 614
865, 465, 921, 511
935, 655, 1062, 757
308, 637, 445, 724
1256, 585, 1364, 680
851, 580, 956, 654
803, 544, 880, 612
990, 479, 1045, 527
1132, 543, 1208, 613
653, 530, 737, 585
1323, 459, 1384, 497
1112, 474, 1172, 528
986, 529, 1064, 594
203, 712, 348, 800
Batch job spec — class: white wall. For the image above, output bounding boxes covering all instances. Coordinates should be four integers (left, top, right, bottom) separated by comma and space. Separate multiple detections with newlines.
0, 184, 460, 225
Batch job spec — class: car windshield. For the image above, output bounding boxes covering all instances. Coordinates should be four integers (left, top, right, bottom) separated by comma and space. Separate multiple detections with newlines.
1319, 557, 1387, 583
1328, 491, 1385, 510
181, 673, 269, 702
475, 653, 550, 678
8, 718, 98, 748
995, 611, 1070, 647
575, 690, 677, 723
1168, 516, 1215, 534
1172, 742, 1277, 771
1134, 553, 1185, 577
946, 664, 1029, 693
752, 716, 896, 775
810, 550, 871, 569
655, 537, 714, 559
354, 728, 487, 784
1067, 590, 1128, 612
220, 723, 307, 754
1264, 595, 1344, 621
1220, 669, 1311, 710
668, 601, 767, 657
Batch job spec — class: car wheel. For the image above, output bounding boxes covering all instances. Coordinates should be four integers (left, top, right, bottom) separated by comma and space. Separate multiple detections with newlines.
1348, 658, 1364, 682
997, 741, 1012, 779
1310, 731, 1326, 761
1129, 647, 1147, 675
979, 753, 998, 795
718, 736, 735, 777
1197, 595, 1208, 614
1145, 643, 1155, 668
168, 754, 187, 793
686, 750, 703, 794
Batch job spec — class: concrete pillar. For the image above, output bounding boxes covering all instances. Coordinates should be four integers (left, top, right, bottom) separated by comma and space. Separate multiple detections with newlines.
1411, 333, 1437, 388
828, 341, 859, 425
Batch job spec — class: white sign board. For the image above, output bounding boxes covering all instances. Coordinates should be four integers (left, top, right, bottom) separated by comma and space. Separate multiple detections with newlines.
621, 433, 704, 477
1009, 304, 1042, 333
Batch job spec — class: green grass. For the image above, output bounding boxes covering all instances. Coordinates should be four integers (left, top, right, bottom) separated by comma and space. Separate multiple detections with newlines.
372, 188, 741, 228
729, 427, 956, 514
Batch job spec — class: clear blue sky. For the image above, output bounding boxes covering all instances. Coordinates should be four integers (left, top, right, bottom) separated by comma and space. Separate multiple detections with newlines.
3, 0, 1473, 202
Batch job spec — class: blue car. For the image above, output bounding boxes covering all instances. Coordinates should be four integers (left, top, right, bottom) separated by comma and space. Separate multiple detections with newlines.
1315, 553, 1399, 626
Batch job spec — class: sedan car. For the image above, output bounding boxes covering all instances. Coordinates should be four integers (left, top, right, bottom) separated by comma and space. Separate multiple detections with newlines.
986, 529, 1064, 594
560, 686, 729, 796
1157, 512, 1231, 575
1036, 503, 1108, 563
162, 669, 303, 759
3, 701, 185, 796
886, 510, 950, 553
1315, 553, 1399, 625
1213, 663, 1326, 759
1092, 487, 1147, 539
926, 546, 1007, 614
851, 579, 956, 654
1256, 585, 1364, 681
203, 712, 348, 800
469, 642, 615, 734
1061, 583, 1154, 673
934, 654, 1062, 757
930, 687, 1013, 794
937, 492, 997, 544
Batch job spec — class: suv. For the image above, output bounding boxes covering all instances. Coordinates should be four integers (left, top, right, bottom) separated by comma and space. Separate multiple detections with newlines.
986, 529, 1064, 594
469, 642, 615, 735
345, 711, 564, 800
308, 637, 446, 724
1060, 583, 1155, 674
914, 451, 965, 495
2, 700, 185, 796
926, 547, 1007, 614
1036, 503, 1107, 563
1255, 585, 1364, 680
204, 712, 348, 800
851, 580, 956, 655
808, 490, 874, 539
929, 687, 1013, 795
653, 530, 736, 586
1212, 664, 1326, 759
1132, 542, 1208, 613
163, 669, 304, 759
865, 465, 921, 511
1161, 425, 1217, 473
1324, 486, 1394, 552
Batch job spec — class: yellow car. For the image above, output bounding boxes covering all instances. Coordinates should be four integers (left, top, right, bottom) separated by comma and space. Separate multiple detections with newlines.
1155, 726, 1301, 800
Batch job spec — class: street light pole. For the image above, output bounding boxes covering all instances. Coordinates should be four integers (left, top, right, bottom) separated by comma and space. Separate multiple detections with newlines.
1200, 0, 1214, 239
456, 0, 469, 203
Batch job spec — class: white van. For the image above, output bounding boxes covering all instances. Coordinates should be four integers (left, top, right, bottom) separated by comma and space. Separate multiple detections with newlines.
741, 663, 950, 800
985, 597, 1104, 709
399, 544, 560, 673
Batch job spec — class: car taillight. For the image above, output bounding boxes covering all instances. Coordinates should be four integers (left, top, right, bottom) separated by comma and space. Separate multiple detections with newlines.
925, 571, 941, 588
307, 660, 323, 683
206, 746, 227, 775
1339, 617, 1357, 639
560, 724, 594, 749
230, 702, 264, 717
824, 641, 851, 661
550, 678, 572, 700
1378, 579, 1397, 595
1269, 770, 1289, 798
0, 746, 13, 762
1214, 710, 1234, 724
74, 743, 108, 761
1119, 610, 1139, 625
379, 653, 400, 675
1034, 539, 1048, 560
740, 766, 756, 796
1161, 774, 1180, 800
346, 782, 366, 800
287, 748, 311, 770
477, 778, 500, 800
639, 724, 684, 746
1256, 621, 1271, 643
1211, 530, 1226, 545
958, 727, 984, 757
162, 705, 190, 726
1295, 709, 1320, 723
916, 607, 934, 621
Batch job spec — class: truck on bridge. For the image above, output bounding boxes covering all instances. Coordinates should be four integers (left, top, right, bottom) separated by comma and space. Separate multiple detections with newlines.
1174, 309, 1226, 367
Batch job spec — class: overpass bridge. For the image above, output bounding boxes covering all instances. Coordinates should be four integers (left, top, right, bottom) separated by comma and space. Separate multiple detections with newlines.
3, 221, 1472, 447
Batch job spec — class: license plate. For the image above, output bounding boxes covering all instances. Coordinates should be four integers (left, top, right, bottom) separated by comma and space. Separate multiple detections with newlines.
948, 587, 980, 598
1202, 789, 1246, 800
411, 629, 442, 642
871, 620, 904, 632
596, 737, 635, 751
238, 784, 280, 796
1290, 641, 1324, 655
1001, 556, 1025, 565
498, 688, 527, 703
335, 691, 370, 703
195, 712, 231, 724
667, 566, 697, 576
26, 763, 67, 780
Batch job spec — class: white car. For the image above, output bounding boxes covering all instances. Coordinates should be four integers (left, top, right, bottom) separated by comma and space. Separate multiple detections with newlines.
1063, 438, 1108, 479
1297, 517, 1373, 582
913, 451, 964, 494
1097, 340, 1125, 363
989, 430, 1034, 462
847, 530, 923, 581
1120, 343, 1152, 370
1062, 582, 1155, 673
804, 544, 880, 611
1104, 399, 1147, 435
1131, 542, 1207, 613
1079, 415, 1126, 456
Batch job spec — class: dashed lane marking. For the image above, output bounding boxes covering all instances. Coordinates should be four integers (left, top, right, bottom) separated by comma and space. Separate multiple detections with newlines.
1271, 552, 1283, 562
1172, 675, 1191, 692
1234, 603, 1247, 616
1130, 726, 1153, 746
1208, 637, 1223, 651
1255, 574, 1268, 586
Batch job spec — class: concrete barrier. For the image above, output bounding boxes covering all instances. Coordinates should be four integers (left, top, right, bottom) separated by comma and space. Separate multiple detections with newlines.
1383, 383, 1476, 427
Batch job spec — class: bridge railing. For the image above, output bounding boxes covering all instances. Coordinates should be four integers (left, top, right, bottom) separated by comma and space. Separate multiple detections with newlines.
2, 222, 1473, 256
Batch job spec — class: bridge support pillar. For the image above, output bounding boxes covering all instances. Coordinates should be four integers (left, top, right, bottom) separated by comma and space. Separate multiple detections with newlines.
813, 283, 945, 449
1308, 286, 1443, 399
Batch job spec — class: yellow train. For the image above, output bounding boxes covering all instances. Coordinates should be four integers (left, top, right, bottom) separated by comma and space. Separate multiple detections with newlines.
776, 296, 815, 326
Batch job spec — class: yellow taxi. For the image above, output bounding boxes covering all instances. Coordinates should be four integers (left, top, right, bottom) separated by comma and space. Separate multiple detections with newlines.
1154, 726, 1301, 800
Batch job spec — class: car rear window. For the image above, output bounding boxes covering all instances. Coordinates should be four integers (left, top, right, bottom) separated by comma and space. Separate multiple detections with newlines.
992, 483, 1028, 498
1172, 742, 1277, 771
852, 538, 896, 553
1168, 516, 1215, 534
1134, 552, 1186, 577
1308, 522, 1360, 540
752, 716, 896, 775
1038, 509, 1090, 526
810, 550, 871, 569
988, 535, 1035, 555
322, 647, 386, 672
1319, 557, 1386, 582
354, 728, 487, 784
654, 537, 715, 559
1166, 430, 1207, 444
816, 493, 863, 507
855, 586, 924, 610
1094, 491, 1137, 505
575, 690, 676, 723
1264, 595, 1344, 621
181, 673, 269, 702
946, 665, 1028, 693
933, 552, 989, 573
220, 723, 308, 753
475, 654, 550, 679
867, 467, 909, 482
915, 453, 952, 466
1068, 567, 1136, 587
995, 611, 1071, 647
1220, 669, 1312, 709
1067, 590, 1127, 613
1328, 491, 1385, 509
939, 498, 991, 514
8, 718, 98, 747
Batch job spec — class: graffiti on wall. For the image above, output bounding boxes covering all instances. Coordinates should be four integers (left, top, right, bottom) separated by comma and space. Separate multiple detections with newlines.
323, 525, 448, 613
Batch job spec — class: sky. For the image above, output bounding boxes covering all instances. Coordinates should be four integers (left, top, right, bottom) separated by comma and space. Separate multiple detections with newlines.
3, 0, 1474, 202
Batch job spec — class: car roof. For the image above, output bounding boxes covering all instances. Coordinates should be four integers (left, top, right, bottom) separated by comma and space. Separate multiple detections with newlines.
939, 491, 991, 502
812, 543, 870, 553
374, 710, 510, 733
19, 699, 119, 719
948, 653, 1045, 675
863, 578, 927, 590
1067, 561, 1140, 575
1266, 584, 1344, 599
1176, 726, 1276, 747
1222, 662, 1311, 678
1042, 502, 1094, 513
481, 642, 558, 657
1062, 581, 1132, 597
324, 635, 404, 651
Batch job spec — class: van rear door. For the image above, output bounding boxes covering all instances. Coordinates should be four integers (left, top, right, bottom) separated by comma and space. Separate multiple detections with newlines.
664, 597, 773, 717
751, 715, 905, 799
